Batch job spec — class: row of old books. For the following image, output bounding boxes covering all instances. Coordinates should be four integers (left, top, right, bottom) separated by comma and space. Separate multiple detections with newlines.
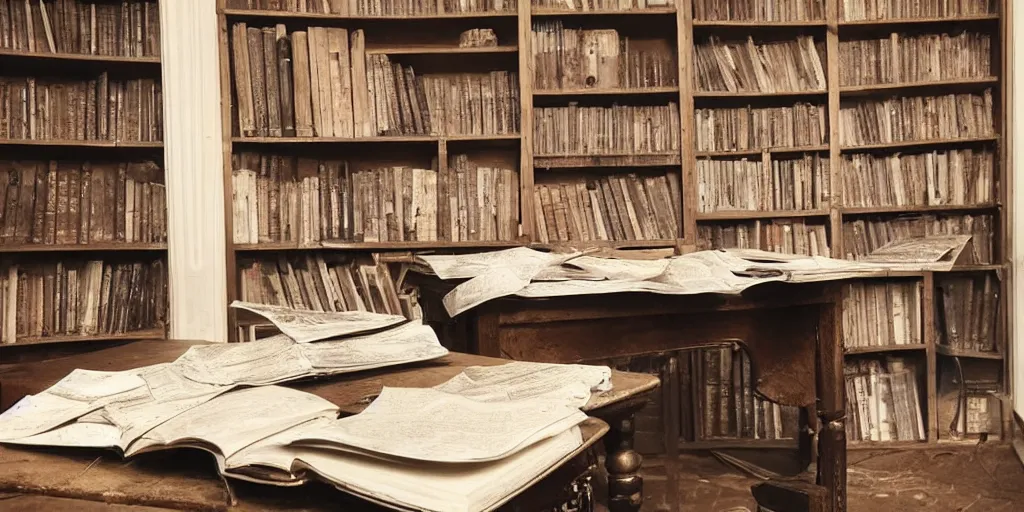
0, 75, 163, 142
696, 347, 799, 440
841, 214, 994, 263
230, 24, 520, 138
533, 103, 680, 156
231, 153, 519, 244
693, 36, 827, 94
697, 219, 831, 257
838, 32, 992, 87
534, 171, 681, 243
841, 149, 995, 208
696, 154, 828, 213
0, 258, 167, 342
238, 254, 420, 319
0, 160, 166, 246
532, 0, 672, 11
845, 358, 925, 442
0, 0, 160, 57
225, 0, 517, 14
842, 281, 922, 349
937, 274, 999, 353
694, 103, 826, 153
694, 0, 823, 21
837, 90, 995, 147
531, 22, 677, 91
840, 0, 995, 21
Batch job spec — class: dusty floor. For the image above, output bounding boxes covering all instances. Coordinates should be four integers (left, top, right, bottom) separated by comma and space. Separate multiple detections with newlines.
637, 444, 1024, 512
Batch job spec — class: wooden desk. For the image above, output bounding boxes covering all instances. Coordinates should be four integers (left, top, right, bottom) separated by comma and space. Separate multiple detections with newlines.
416, 279, 848, 512
0, 341, 659, 511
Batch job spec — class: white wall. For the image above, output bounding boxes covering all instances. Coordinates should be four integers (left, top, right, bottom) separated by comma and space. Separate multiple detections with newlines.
1010, 1, 1024, 419
160, 1, 229, 342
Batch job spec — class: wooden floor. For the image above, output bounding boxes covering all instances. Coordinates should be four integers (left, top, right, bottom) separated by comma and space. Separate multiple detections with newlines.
632, 444, 1024, 512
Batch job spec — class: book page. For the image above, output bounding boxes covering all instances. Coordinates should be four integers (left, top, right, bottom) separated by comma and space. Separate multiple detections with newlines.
298, 321, 448, 370
290, 387, 586, 463
434, 361, 612, 408
174, 334, 315, 386
231, 301, 407, 343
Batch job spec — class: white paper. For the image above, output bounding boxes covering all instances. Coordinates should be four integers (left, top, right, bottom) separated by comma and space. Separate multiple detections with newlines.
174, 334, 314, 386
231, 301, 408, 343
0, 393, 98, 441
5, 421, 122, 449
434, 361, 612, 408
299, 321, 448, 371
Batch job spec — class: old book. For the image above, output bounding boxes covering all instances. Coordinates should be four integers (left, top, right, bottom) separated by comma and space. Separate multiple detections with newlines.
290, 31, 314, 137
246, 27, 268, 137
349, 30, 371, 137
262, 28, 282, 137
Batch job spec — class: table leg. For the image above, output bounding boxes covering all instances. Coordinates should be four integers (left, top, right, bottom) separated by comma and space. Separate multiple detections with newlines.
605, 416, 643, 512
816, 297, 847, 512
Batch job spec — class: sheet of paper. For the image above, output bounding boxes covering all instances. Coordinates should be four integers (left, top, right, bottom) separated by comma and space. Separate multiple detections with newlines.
45, 369, 148, 402
231, 301, 407, 343
415, 247, 564, 279
298, 321, 448, 371
174, 334, 314, 386
4, 421, 122, 449
859, 235, 971, 270
0, 393, 99, 441
290, 387, 586, 463
434, 361, 612, 408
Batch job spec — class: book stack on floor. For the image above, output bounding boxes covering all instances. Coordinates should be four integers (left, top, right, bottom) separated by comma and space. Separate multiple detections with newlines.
0, 302, 613, 512
844, 357, 925, 442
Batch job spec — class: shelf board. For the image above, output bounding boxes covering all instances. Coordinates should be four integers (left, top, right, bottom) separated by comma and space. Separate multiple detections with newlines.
231, 134, 519, 144
693, 89, 827, 99
935, 345, 1003, 360
365, 45, 517, 55
531, 239, 677, 250
838, 14, 1000, 27
0, 139, 163, 148
3, 328, 166, 348
692, 19, 826, 27
943, 264, 1006, 273
844, 344, 927, 355
534, 153, 681, 168
534, 86, 679, 97
697, 209, 828, 221
839, 136, 999, 153
840, 77, 999, 95
234, 240, 523, 251
841, 203, 1000, 216
0, 49, 161, 64
0, 243, 167, 253
695, 145, 829, 158
531, 7, 676, 17
220, 8, 518, 20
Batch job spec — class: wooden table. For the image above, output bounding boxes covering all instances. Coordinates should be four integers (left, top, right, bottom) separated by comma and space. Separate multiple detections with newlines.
415, 278, 847, 512
0, 340, 659, 511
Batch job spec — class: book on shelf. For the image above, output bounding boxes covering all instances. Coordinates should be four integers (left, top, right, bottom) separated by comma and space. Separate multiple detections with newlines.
697, 154, 828, 213
693, 36, 826, 94
842, 280, 922, 349
693, 0, 824, 22
238, 254, 422, 320
231, 23, 519, 139
841, 149, 994, 208
225, 0, 518, 15
0, 257, 167, 343
0, 0, 160, 57
839, 0, 997, 22
936, 273, 999, 353
694, 103, 826, 153
533, 170, 680, 243
533, 103, 680, 156
531, 21, 677, 91
844, 357, 925, 442
838, 90, 994, 147
938, 360, 1001, 439
838, 31, 991, 87
841, 214, 993, 263
231, 152, 520, 244
0, 74, 163, 142
697, 219, 831, 257
532, 0, 674, 11
0, 160, 166, 246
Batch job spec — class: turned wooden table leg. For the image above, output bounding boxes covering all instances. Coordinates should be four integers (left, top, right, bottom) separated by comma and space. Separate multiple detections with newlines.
605, 416, 643, 512
816, 294, 847, 512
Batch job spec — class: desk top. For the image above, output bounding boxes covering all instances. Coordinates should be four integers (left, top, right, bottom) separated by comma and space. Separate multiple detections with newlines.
0, 340, 660, 414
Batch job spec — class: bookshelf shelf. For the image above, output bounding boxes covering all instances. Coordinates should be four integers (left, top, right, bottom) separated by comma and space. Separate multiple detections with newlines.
531, 8, 677, 17
692, 19, 827, 27
365, 45, 519, 55
0, 244, 168, 254
837, 14, 1000, 27
532, 239, 677, 250
839, 136, 999, 153
839, 77, 1000, 95
935, 345, 1003, 360
533, 86, 680, 97
841, 203, 1000, 216
693, 90, 828, 99
233, 240, 522, 251
697, 209, 829, 221
695, 145, 830, 158
0, 49, 162, 65
844, 344, 927, 355
0, 140, 164, 149
944, 264, 1006, 273
231, 135, 520, 144
220, 8, 519, 21
4, 328, 167, 348
534, 153, 681, 168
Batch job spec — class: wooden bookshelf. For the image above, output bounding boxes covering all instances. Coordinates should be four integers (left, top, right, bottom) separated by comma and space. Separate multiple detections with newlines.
0, 0, 169, 349
216, 0, 1010, 447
